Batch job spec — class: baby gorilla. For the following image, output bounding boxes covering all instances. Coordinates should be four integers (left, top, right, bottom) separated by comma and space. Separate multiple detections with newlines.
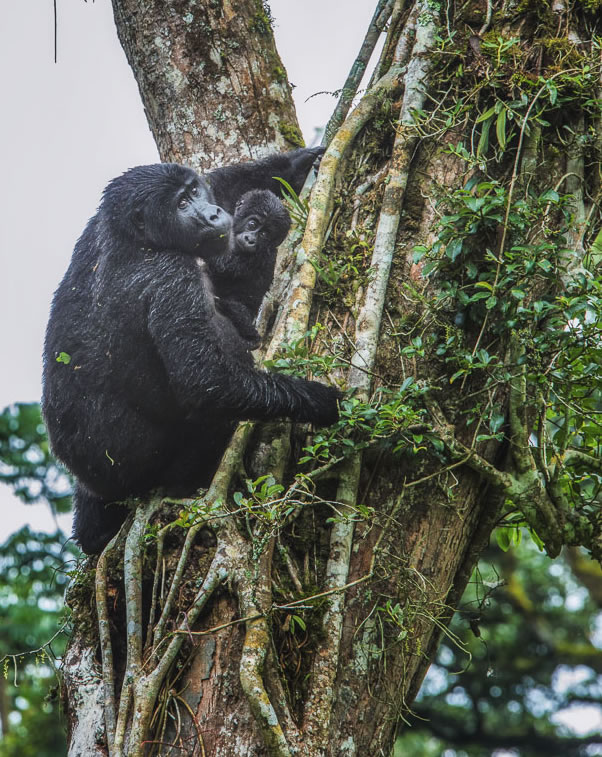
42, 158, 339, 554
209, 190, 291, 348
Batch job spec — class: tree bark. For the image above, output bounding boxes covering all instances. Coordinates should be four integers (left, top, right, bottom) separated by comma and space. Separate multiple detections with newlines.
63, 1, 602, 755
111, 0, 302, 171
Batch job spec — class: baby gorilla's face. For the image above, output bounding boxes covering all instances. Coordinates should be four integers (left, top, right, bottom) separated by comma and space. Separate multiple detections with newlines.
235, 214, 264, 253
232, 189, 291, 255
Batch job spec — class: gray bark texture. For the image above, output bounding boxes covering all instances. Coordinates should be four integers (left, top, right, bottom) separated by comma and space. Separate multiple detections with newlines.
111, 0, 302, 171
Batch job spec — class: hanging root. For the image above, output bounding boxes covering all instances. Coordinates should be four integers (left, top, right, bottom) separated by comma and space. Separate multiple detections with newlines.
109, 496, 162, 756
96, 529, 124, 757
302, 2, 439, 750
238, 540, 294, 757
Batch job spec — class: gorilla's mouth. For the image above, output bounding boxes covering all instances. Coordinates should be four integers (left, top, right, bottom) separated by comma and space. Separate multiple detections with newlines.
203, 221, 232, 239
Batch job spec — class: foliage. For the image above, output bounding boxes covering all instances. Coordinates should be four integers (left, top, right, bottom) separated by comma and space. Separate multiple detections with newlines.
271, 176, 310, 225
0, 404, 71, 514
312, 226, 374, 307
0, 403, 75, 753
409, 69, 601, 551
0, 528, 79, 756
265, 324, 334, 376
396, 538, 602, 756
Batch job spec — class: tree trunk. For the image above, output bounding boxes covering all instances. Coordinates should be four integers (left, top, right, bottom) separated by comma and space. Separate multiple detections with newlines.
111, 0, 302, 171
63, 1, 602, 755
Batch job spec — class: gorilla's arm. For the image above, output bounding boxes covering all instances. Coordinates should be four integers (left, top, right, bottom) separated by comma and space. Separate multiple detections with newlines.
147, 266, 340, 425
207, 147, 324, 212
214, 298, 261, 349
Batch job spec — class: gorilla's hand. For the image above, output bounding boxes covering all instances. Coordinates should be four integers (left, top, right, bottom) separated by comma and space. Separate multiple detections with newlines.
288, 379, 342, 427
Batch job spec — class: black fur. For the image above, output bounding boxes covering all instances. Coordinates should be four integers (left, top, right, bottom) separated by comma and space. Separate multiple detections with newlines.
207, 146, 324, 213
210, 190, 291, 347
42, 155, 338, 554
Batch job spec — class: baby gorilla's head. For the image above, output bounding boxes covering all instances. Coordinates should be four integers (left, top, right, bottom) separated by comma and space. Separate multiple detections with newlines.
232, 190, 291, 254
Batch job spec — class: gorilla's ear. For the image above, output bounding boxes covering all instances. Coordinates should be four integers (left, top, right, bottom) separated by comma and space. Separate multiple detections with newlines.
132, 207, 145, 232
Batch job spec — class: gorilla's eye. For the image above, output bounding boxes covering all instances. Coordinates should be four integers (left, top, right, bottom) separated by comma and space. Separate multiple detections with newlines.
246, 219, 259, 231
190, 185, 198, 196
178, 197, 189, 209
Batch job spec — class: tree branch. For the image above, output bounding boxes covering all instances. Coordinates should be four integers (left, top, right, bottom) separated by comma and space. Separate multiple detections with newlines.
323, 0, 396, 144
304, 3, 439, 750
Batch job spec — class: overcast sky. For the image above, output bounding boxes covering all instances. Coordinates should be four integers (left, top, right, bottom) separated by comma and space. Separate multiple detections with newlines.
0, 1, 380, 536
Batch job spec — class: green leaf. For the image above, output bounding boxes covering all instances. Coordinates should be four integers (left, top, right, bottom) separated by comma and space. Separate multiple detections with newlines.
464, 197, 486, 213
56, 352, 71, 365
496, 108, 507, 150
446, 237, 463, 261
450, 369, 466, 384
489, 412, 505, 433
466, 262, 478, 279
477, 116, 493, 157
496, 527, 513, 551
413, 245, 428, 262
291, 614, 307, 632
431, 437, 444, 452
476, 105, 497, 123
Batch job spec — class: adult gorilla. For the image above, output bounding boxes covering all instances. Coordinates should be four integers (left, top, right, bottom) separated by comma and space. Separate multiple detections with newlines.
42, 151, 338, 554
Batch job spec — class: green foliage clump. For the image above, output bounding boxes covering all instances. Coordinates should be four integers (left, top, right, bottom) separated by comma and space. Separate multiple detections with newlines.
265, 324, 345, 378
0, 403, 71, 514
250, 0, 274, 35
312, 227, 374, 306
0, 528, 79, 757
299, 385, 432, 468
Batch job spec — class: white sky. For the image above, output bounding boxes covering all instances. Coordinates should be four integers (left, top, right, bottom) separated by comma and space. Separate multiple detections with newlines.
0, 1, 379, 535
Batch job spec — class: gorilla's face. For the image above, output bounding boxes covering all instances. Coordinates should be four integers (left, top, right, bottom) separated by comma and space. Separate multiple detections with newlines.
232, 190, 291, 254
101, 163, 232, 257
142, 167, 232, 257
